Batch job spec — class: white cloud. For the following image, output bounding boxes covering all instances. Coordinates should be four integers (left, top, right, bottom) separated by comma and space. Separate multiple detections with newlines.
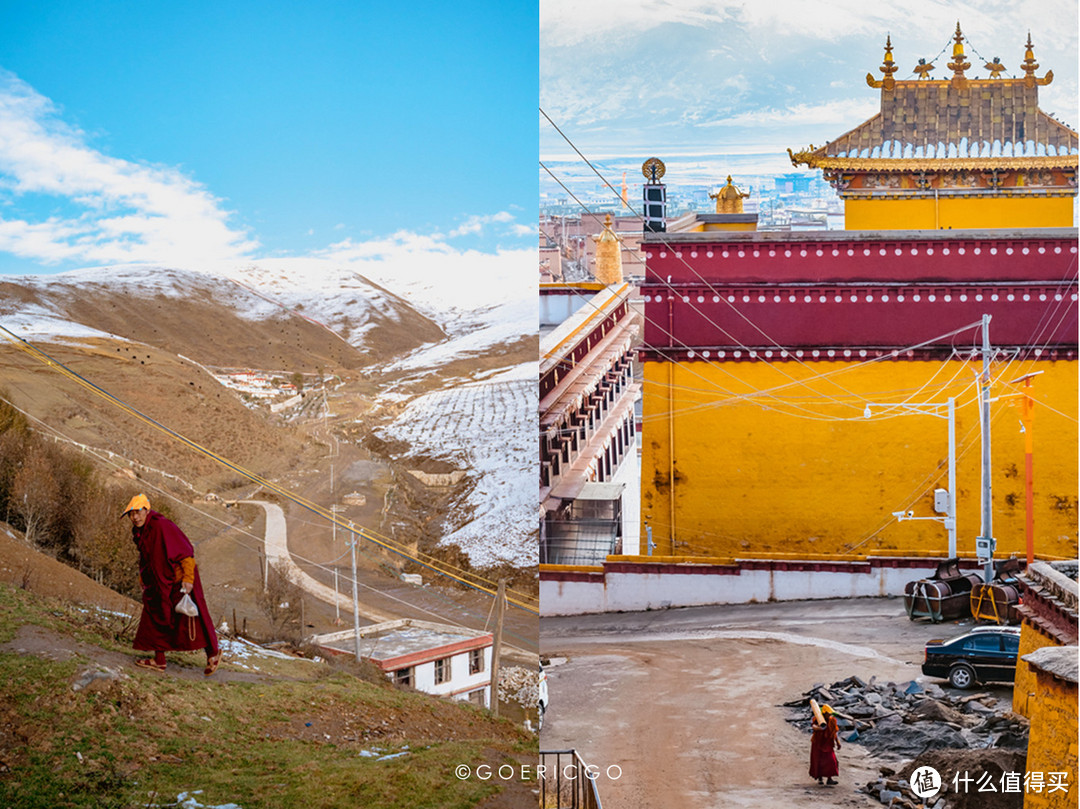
706, 98, 881, 129
315, 231, 535, 317
542, 0, 1078, 156
0, 70, 258, 267
447, 210, 519, 238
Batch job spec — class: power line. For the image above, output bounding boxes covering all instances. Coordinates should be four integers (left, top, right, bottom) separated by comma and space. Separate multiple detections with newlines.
0, 324, 539, 614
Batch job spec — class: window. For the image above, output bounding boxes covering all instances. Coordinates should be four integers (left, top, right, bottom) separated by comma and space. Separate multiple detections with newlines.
467, 689, 486, 706
962, 636, 1001, 652
393, 667, 412, 687
434, 657, 450, 685
469, 648, 484, 675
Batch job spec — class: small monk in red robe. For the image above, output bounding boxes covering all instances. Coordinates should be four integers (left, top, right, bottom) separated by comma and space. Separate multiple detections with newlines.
124, 494, 222, 675
809, 704, 841, 785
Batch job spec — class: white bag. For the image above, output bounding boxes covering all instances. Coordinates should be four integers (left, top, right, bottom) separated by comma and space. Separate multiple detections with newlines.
176, 593, 199, 617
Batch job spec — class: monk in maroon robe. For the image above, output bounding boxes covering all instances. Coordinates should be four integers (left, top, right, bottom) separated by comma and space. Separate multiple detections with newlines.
123, 494, 221, 675
809, 704, 841, 785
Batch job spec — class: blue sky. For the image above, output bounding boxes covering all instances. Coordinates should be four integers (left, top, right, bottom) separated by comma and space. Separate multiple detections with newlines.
0, 1, 537, 274
541, 0, 1078, 193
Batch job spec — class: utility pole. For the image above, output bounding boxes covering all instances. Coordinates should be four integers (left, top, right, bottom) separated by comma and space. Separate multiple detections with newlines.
977, 314, 995, 583
350, 529, 362, 662
946, 397, 957, 557
490, 579, 506, 716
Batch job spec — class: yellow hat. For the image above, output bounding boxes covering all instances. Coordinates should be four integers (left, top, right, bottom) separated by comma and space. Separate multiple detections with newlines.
122, 494, 151, 517
821, 705, 834, 714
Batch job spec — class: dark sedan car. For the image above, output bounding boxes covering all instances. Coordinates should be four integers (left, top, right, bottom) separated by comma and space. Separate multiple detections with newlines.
921, 626, 1021, 689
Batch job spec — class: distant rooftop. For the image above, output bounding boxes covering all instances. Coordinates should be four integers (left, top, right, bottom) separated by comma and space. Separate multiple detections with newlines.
313, 619, 491, 669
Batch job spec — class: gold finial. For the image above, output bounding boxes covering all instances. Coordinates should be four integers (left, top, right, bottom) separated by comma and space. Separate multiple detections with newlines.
947, 22, 971, 86
1021, 32, 1054, 87
952, 22, 964, 57
878, 35, 898, 90
913, 58, 935, 79
709, 176, 750, 214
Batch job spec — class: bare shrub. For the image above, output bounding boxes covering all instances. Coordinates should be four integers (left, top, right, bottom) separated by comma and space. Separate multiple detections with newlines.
11, 443, 60, 547
72, 480, 140, 598
256, 561, 304, 641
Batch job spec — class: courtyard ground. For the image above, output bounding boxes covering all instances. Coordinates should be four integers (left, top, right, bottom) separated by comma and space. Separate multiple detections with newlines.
539, 597, 1016, 809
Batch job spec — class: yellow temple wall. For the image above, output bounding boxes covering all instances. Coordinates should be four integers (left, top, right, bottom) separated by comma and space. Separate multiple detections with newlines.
698, 222, 759, 232
1012, 625, 1062, 720
1018, 652, 1079, 809
844, 196, 1075, 231
640, 359, 1078, 559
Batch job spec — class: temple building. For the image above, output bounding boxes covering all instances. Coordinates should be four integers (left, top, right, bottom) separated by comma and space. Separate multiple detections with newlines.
637, 26, 1077, 563
788, 27, 1077, 230
540, 221, 642, 564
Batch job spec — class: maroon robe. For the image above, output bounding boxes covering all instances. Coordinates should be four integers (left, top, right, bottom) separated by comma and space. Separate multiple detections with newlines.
809, 715, 840, 780
132, 511, 218, 655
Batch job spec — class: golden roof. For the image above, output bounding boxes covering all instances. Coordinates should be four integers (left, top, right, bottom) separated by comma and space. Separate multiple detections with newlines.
790, 27, 1078, 172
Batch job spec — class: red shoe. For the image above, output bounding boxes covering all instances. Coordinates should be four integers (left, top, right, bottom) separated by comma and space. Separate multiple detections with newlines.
204, 651, 222, 676
135, 658, 166, 673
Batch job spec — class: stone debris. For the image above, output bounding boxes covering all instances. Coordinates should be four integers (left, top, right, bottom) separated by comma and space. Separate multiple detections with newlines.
786, 676, 1029, 809
71, 665, 128, 693
498, 665, 539, 708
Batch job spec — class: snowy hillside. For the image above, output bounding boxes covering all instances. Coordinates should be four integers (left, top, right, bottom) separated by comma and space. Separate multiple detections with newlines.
0, 262, 431, 352
376, 367, 537, 568
0, 255, 538, 571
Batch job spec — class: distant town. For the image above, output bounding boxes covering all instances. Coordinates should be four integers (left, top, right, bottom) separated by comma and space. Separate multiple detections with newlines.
541, 169, 842, 282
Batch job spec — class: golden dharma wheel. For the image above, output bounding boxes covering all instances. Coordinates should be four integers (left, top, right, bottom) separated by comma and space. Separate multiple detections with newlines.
641, 157, 666, 183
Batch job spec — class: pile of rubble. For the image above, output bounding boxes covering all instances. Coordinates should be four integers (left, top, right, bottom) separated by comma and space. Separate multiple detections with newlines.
498, 665, 539, 708
786, 676, 1028, 808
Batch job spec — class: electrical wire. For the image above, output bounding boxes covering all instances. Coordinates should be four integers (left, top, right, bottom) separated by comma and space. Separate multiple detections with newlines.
0, 324, 539, 614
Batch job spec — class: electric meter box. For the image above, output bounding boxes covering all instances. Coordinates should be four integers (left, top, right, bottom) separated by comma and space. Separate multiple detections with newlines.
934, 488, 950, 514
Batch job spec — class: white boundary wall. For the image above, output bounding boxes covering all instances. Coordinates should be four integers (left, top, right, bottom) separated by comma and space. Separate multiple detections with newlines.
540, 558, 977, 616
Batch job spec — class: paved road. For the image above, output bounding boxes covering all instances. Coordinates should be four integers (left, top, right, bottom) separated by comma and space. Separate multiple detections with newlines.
242, 500, 538, 661
540, 597, 1011, 809
242, 500, 395, 623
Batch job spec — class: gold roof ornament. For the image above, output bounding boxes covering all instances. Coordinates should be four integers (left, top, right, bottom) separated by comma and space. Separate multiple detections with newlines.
787, 24, 1077, 175
593, 214, 623, 285
983, 57, 1006, 79
1022, 32, 1053, 87
642, 157, 666, 183
947, 22, 971, 87
709, 176, 751, 214
787, 146, 817, 167
866, 35, 898, 89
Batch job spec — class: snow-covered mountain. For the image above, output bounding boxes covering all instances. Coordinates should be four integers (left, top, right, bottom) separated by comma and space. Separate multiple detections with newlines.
0, 256, 538, 570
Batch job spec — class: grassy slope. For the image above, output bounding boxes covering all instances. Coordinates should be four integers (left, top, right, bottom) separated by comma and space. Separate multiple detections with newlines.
0, 584, 536, 809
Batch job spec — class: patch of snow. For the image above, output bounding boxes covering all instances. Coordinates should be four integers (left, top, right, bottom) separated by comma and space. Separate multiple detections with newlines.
377, 374, 537, 568
380, 295, 536, 375
217, 636, 313, 669
149, 791, 242, 809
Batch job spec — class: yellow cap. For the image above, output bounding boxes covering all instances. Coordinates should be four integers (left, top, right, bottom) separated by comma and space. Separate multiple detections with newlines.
821, 705, 834, 714
121, 494, 151, 517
